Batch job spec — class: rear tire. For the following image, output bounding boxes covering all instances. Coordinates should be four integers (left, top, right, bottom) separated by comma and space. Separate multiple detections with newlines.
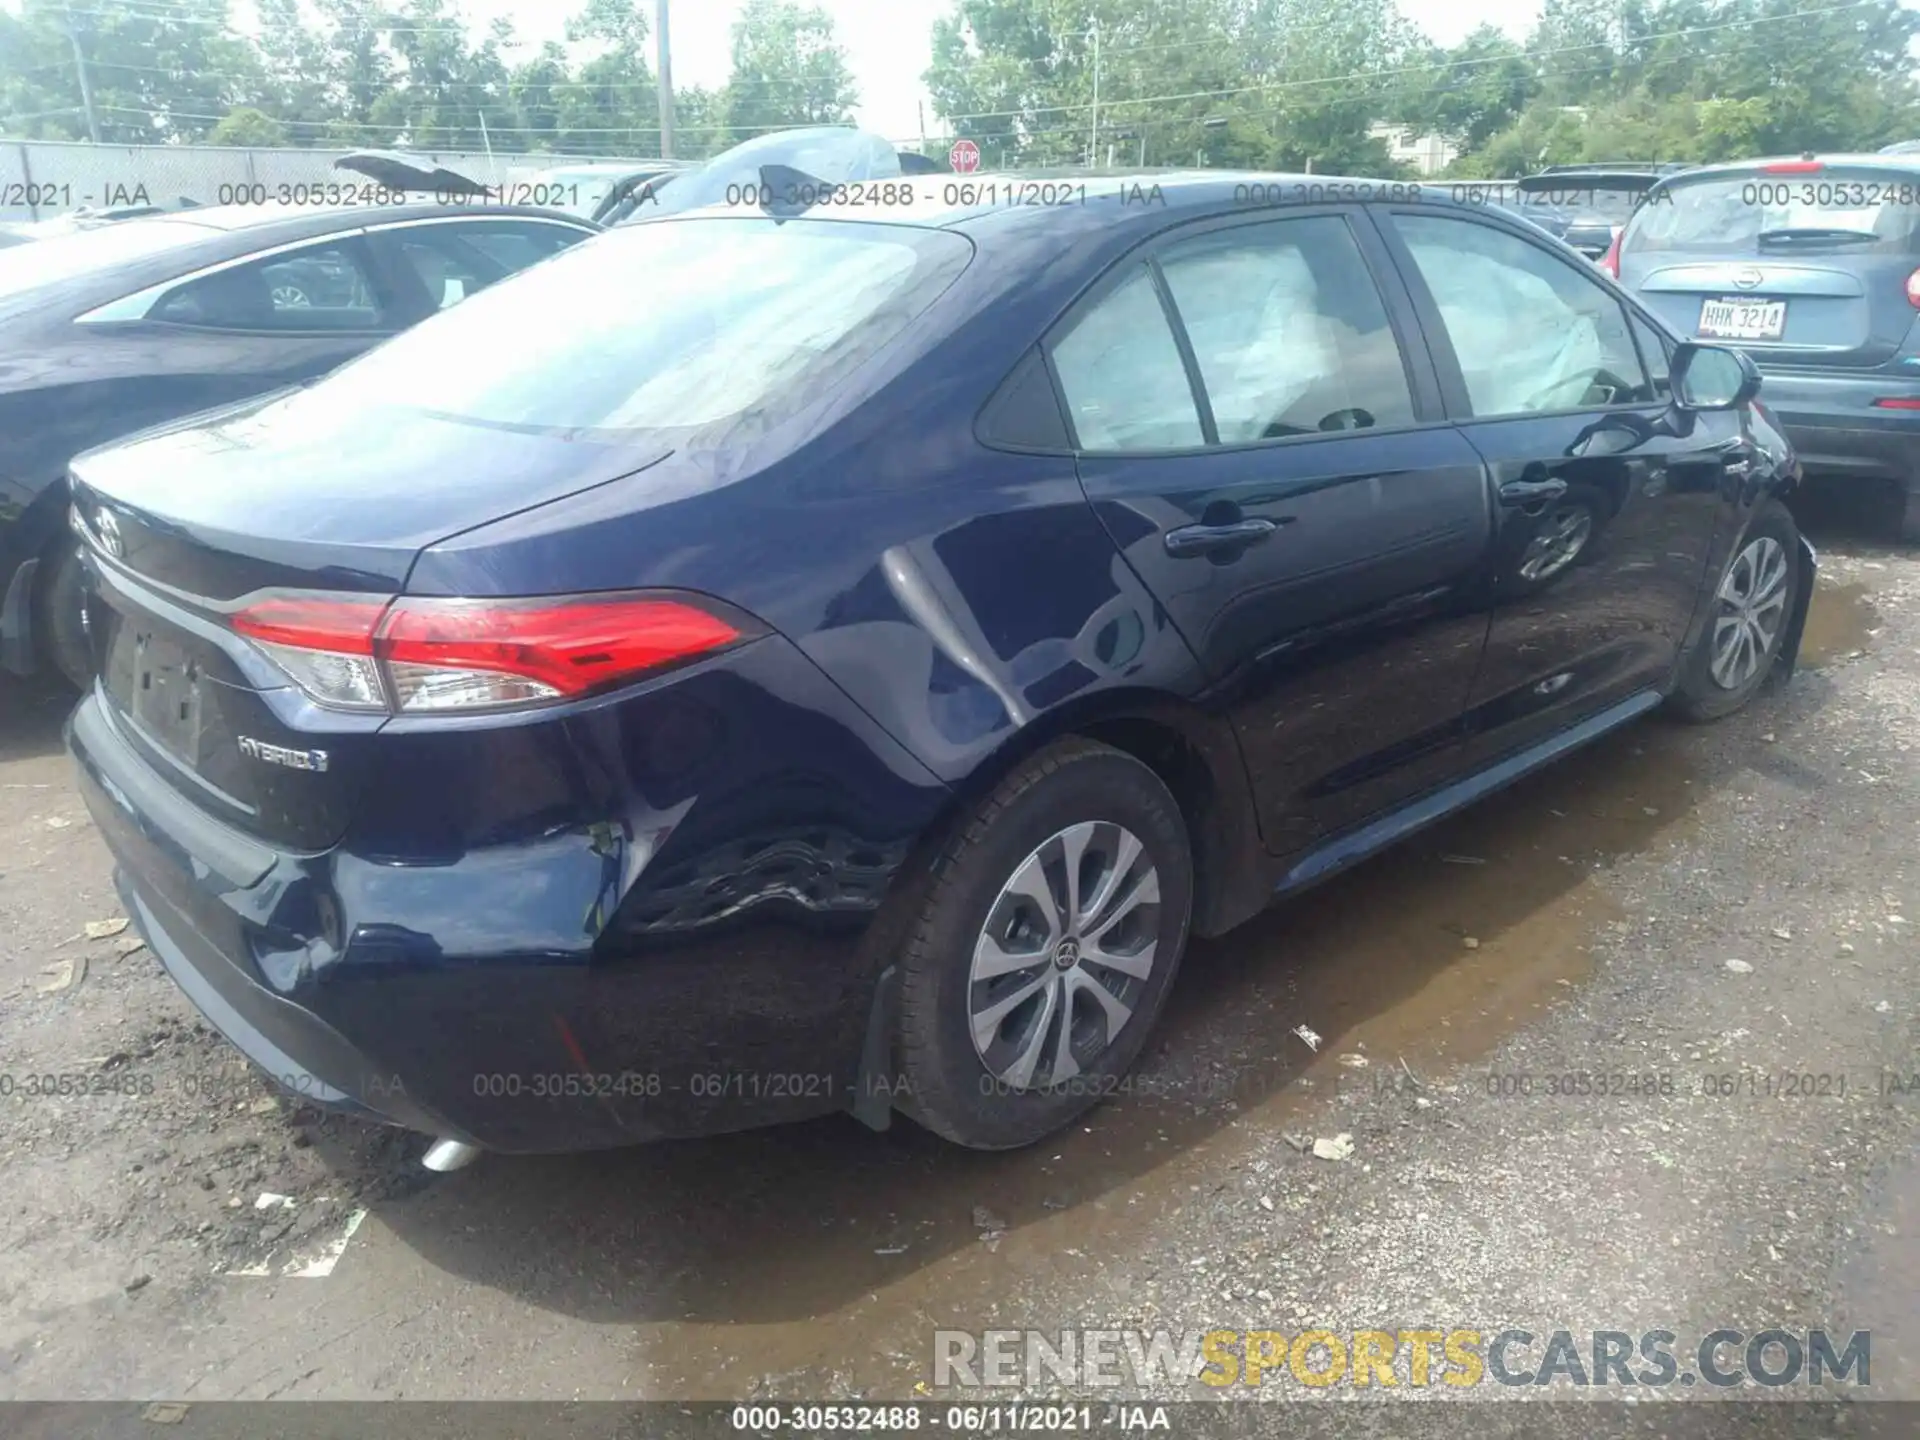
36, 541, 91, 691
894, 738, 1193, 1150
1669, 500, 1801, 724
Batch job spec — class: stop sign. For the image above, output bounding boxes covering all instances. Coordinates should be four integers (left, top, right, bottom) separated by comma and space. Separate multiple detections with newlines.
949, 138, 981, 174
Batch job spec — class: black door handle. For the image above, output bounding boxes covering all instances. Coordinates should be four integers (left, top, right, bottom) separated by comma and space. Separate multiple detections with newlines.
1498, 477, 1570, 507
1164, 518, 1284, 558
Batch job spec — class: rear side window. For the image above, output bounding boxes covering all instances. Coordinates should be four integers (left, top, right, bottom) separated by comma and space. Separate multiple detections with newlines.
1158, 216, 1414, 440
280, 217, 972, 441
152, 241, 387, 331
1050, 265, 1205, 451
1627, 171, 1920, 255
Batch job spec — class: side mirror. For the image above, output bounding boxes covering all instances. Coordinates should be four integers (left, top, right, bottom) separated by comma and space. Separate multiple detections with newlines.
1672, 342, 1761, 410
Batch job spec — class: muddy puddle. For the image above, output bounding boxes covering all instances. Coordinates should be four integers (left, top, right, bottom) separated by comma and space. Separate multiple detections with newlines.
1800, 581, 1879, 669
372, 726, 1702, 1396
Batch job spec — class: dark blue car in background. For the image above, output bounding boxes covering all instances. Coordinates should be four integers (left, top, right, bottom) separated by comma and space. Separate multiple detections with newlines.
64, 174, 1808, 1165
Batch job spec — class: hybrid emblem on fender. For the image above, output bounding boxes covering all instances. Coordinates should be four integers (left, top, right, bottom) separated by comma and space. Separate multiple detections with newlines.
238, 736, 330, 773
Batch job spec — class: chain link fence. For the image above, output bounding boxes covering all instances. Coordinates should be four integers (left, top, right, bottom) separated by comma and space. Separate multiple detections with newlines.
0, 139, 646, 223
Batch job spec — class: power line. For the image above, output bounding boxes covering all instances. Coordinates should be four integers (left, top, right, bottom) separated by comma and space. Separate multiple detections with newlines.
927, 0, 1891, 124
28, 0, 1895, 118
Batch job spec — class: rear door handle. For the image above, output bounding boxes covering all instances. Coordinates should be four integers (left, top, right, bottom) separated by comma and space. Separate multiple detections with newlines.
1498, 477, 1569, 507
1164, 518, 1284, 558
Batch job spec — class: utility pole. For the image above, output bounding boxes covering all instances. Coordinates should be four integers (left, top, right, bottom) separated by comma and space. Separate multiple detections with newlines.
63, 7, 101, 144
657, 0, 676, 159
1087, 18, 1100, 168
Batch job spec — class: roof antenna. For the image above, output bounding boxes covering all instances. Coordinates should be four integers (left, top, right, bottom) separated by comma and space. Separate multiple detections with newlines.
758, 162, 831, 221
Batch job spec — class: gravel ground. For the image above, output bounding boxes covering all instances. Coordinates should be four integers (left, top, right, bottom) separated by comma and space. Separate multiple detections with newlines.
0, 492, 1914, 1423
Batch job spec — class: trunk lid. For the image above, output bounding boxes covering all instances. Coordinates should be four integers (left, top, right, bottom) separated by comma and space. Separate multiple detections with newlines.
1620, 163, 1920, 369
333, 150, 492, 197
69, 389, 668, 851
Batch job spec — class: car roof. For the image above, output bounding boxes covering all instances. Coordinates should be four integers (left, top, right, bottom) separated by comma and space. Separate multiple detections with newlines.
670, 169, 1490, 241
1651, 152, 1920, 187
159, 199, 593, 234
527, 160, 684, 176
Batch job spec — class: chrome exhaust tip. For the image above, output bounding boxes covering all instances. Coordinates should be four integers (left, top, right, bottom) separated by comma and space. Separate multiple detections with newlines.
421, 1138, 482, 1172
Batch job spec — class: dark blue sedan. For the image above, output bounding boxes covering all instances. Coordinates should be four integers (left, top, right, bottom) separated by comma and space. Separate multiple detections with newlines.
64, 173, 1809, 1163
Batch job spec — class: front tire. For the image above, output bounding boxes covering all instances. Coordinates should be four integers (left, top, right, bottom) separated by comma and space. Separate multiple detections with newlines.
1669, 500, 1801, 723
894, 738, 1193, 1150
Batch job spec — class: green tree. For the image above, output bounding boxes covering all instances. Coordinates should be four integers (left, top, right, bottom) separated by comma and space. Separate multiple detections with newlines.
925, 0, 1416, 173
671, 84, 735, 159
1399, 26, 1537, 152
724, 0, 858, 140
208, 105, 289, 146
0, 0, 267, 143
554, 0, 658, 154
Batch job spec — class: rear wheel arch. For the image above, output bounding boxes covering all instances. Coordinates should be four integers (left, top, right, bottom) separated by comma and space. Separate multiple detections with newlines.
1, 472, 78, 679
915, 695, 1268, 940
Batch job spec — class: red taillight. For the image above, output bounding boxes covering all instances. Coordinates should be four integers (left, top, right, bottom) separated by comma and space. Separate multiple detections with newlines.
1871, 396, 1920, 410
231, 594, 386, 654
229, 590, 749, 714
380, 596, 743, 711
1762, 160, 1823, 174
1905, 268, 1920, 308
1598, 227, 1623, 279
231, 592, 391, 711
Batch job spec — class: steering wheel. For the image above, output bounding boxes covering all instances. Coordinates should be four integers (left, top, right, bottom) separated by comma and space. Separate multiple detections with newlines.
1317, 407, 1375, 432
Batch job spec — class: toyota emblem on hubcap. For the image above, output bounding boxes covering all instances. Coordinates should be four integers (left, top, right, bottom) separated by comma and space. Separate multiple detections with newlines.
1052, 938, 1081, 970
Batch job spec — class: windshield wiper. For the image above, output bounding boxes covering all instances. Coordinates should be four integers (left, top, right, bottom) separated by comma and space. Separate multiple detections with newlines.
1756, 226, 1880, 244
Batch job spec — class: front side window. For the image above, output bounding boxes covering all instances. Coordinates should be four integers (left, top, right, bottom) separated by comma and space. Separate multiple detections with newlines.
152, 242, 386, 331
1630, 312, 1673, 401
1393, 214, 1651, 417
392, 222, 584, 310
452, 222, 582, 273
1159, 216, 1415, 441
1049, 264, 1205, 452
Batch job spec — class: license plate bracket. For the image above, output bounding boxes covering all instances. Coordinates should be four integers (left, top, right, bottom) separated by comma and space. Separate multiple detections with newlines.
1698, 296, 1787, 341
107, 627, 205, 765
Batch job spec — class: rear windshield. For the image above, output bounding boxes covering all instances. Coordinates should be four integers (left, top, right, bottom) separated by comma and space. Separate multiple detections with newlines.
0, 217, 209, 300
287, 216, 972, 442
1626, 169, 1920, 254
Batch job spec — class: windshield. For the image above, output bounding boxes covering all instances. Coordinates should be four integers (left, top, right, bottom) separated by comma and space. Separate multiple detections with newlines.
1626, 171, 1920, 254
280, 217, 970, 444
0, 218, 208, 300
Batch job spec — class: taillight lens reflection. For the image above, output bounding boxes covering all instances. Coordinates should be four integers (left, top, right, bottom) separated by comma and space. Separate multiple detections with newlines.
229, 590, 749, 714
231, 593, 389, 712
1599, 228, 1623, 279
